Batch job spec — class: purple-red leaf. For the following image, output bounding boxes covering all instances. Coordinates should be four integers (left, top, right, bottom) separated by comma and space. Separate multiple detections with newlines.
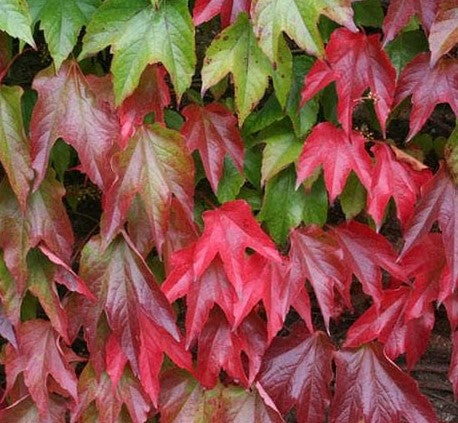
429, 0, 458, 66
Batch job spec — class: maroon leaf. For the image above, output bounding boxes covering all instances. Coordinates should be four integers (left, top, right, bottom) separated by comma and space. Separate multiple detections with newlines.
330, 343, 438, 423
394, 53, 458, 140
296, 122, 372, 202
257, 325, 335, 423
301, 29, 396, 134
181, 102, 244, 193
30, 60, 119, 191
193, 0, 250, 27
429, 0, 458, 66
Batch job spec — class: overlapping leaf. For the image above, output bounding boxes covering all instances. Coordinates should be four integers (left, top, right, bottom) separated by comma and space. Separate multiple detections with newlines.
193, 0, 251, 27
429, 0, 458, 66
0, 0, 35, 47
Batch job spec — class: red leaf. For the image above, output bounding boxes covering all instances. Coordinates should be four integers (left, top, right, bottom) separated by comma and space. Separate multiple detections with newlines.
71, 364, 151, 423
289, 226, 352, 330
301, 29, 396, 135
101, 124, 194, 256
4, 320, 78, 420
345, 287, 435, 369
296, 123, 372, 202
257, 325, 335, 423
449, 331, 458, 400
394, 53, 458, 140
429, 0, 458, 66
193, 0, 250, 27
181, 103, 244, 193
382, 0, 439, 44
401, 166, 458, 293
119, 64, 171, 145
331, 220, 406, 309
30, 61, 119, 191
330, 343, 438, 423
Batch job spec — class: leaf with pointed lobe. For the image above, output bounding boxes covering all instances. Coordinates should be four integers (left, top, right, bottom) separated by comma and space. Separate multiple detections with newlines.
382, 0, 439, 44
450, 331, 458, 400
331, 343, 438, 423
296, 122, 373, 202
118, 64, 171, 145
394, 53, 458, 140
193, 0, 251, 27
101, 123, 194, 256
257, 325, 335, 423
0, 85, 33, 212
181, 103, 244, 193
80, 0, 195, 105
401, 166, 458, 292
301, 28, 396, 135
289, 226, 351, 330
251, 0, 357, 63
30, 60, 119, 191
201, 13, 272, 124
0, 172, 73, 290
429, 0, 458, 66
0, 0, 35, 48
4, 320, 78, 420
345, 287, 435, 369
71, 364, 151, 423
28, 0, 100, 71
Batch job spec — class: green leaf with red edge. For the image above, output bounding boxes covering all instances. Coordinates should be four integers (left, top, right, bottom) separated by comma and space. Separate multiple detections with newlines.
401, 166, 458, 293
181, 102, 244, 193
251, 0, 357, 62
367, 143, 432, 228
4, 320, 78, 420
119, 64, 171, 145
257, 325, 334, 423
429, 0, 458, 66
30, 60, 119, 192
100, 123, 194, 256
393, 53, 458, 140
0, 85, 33, 212
289, 226, 352, 330
71, 363, 151, 423
295, 122, 373, 202
301, 28, 396, 135
382, 0, 439, 44
0, 172, 73, 290
330, 343, 438, 423
76, 234, 192, 405
449, 331, 458, 400
193, 0, 251, 27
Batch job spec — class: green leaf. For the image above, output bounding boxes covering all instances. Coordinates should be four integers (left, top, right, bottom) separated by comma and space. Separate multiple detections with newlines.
216, 157, 245, 203
271, 36, 292, 108
50, 139, 73, 181
244, 146, 262, 188
352, 0, 384, 28
0, 0, 35, 47
29, 0, 101, 70
258, 167, 308, 244
81, 0, 195, 104
340, 171, 367, 219
201, 13, 272, 124
302, 174, 328, 226
242, 94, 283, 136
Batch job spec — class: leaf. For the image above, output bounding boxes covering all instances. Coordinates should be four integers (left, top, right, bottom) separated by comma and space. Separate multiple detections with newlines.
193, 0, 251, 27
301, 28, 396, 134
0, 172, 73, 289
4, 320, 78, 419
80, 0, 196, 104
71, 364, 151, 423
30, 61, 119, 191
201, 13, 272, 124
0, 0, 35, 48
296, 122, 373, 202
216, 157, 245, 203
28, 0, 100, 70
302, 174, 328, 227
242, 94, 283, 136
352, 0, 384, 27
251, 0, 357, 62
181, 102, 244, 193
367, 143, 432, 228
101, 123, 194, 256
450, 331, 458, 400
0, 303, 17, 348
429, 0, 458, 66
394, 53, 458, 140
331, 220, 406, 309
382, 0, 439, 44
77, 234, 192, 405
330, 343, 438, 423
0, 85, 33, 211
339, 171, 366, 219
401, 166, 458, 292
119, 64, 171, 144
257, 325, 335, 423
289, 226, 351, 330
